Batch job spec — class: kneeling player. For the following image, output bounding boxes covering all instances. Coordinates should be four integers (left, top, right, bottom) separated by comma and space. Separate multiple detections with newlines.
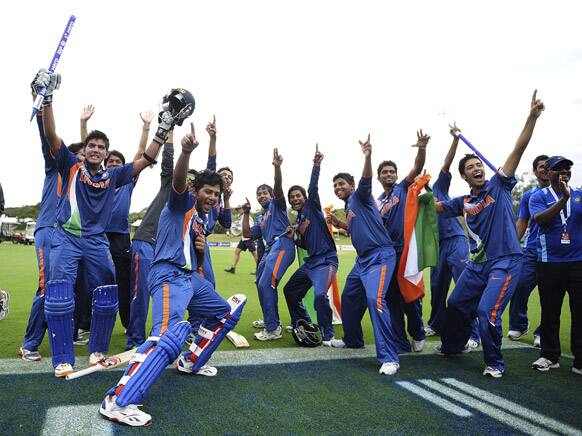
100, 125, 245, 427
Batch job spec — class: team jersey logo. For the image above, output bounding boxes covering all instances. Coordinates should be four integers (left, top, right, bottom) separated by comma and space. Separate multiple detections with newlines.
376, 195, 399, 215
346, 210, 356, 226
79, 168, 111, 190
297, 218, 311, 235
464, 195, 495, 216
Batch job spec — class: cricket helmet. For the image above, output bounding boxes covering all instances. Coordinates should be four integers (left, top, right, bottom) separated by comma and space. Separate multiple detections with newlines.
160, 88, 195, 126
291, 319, 323, 348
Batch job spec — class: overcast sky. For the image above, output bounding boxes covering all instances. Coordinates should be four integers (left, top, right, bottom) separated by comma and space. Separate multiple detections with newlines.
3, 0, 582, 215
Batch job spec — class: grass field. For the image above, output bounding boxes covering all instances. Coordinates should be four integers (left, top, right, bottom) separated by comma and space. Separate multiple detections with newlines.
1, 242, 581, 435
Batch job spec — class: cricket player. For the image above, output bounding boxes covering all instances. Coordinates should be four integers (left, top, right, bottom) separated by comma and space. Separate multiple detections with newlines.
508, 154, 549, 346
283, 144, 338, 343
19, 105, 60, 361
376, 131, 429, 353
427, 125, 480, 348
327, 135, 400, 375
31, 69, 193, 377
436, 90, 545, 377
100, 124, 245, 427
125, 132, 175, 349
242, 149, 296, 340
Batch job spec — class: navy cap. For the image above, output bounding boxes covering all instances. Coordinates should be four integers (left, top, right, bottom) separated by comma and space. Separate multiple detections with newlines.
545, 156, 573, 170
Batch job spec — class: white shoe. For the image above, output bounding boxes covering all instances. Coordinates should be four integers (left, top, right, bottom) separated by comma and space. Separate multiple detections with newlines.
322, 338, 334, 347
572, 367, 582, 375
0, 289, 10, 320
285, 325, 293, 333
254, 326, 283, 341
467, 339, 480, 349
533, 335, 541, 348
99, 395, 152, 427
425, 326, 437, 337
54, 363, 73, 378
436, 343, 470, 355
252, 319, 265, 329
379, 362, 400, 375
483, 366, 503, 378
176, 355, 218, 376
532, 357, 560, 372
507, 326, 529, 340
19, 346, 42, 362
330, 338, 346, 348
412, 339, 425, 352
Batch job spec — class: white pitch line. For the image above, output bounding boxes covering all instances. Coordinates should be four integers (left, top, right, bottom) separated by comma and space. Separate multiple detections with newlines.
441, 378, 582, 436
395, 381, 472, 417
41, 404, 112, 436
418, 379, 556, 436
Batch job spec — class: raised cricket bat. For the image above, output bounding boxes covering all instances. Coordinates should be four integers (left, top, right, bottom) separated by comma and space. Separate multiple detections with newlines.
226, 331, 250, 348
65, 348, 137, 381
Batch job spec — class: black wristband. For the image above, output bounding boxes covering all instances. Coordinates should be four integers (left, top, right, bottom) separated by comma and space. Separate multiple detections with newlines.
142, 152, 158, 165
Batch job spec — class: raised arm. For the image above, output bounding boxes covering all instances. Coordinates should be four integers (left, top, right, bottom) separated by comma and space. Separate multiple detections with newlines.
361, 134, 372, 179
173, 123, 199, 193
132, 111, 177, 177
442, 124, 460, 173
80, 105, 94, 142
273, 148, 284, 199
133, 111, 154, 161
501, 90, 545, 177
206, 115, 217, 170
160, 131, 174, 189
242, 197, 253, 238
31, 69, 62, 157
406, 130, 429, 181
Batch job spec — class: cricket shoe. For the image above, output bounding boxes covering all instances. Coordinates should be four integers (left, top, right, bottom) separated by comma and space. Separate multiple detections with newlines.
100, 395, 152, 427
0, 289, 10, 320
379, 362, 400, 376
467, 339, 480, 349
572, 367, 582, 375
330, 338, 346, 348
322, 337, 335, 347
254, 326, 283, 341
224, 267, 236, 274
435, 343, 470, 355
533, 335, 541, 348
176, 356, 218, 376
532, 357, 560, 372
19, 346, 41, 362
89, 352, 120, 367
74, 329, 90, 346
483, 366, 503, 378
54, 363, 74, 378
412, 339, 425, 352
507, 326, 529, 341
252, 319, 265, 329
285, 325, 293, 333
425, 326, 438, 337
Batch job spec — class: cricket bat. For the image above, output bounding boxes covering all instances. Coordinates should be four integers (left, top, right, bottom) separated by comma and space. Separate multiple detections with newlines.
226, 331, 250, 348
65, 348, 137, 381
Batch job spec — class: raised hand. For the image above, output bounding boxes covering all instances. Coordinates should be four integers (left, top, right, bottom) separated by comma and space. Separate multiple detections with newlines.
449, 122, 461, 137
359, 134, 372, 157
530, 89, 545, 119
412, 129, 430, 148
31, 68, 61, 105
273, 148, 283, 167
80, 105, 95, 122
313, 143, 324, 165
140, 111, 154, 126
206, 115, 217, 138
181, 122, 199, 154
242, 197, 252, 214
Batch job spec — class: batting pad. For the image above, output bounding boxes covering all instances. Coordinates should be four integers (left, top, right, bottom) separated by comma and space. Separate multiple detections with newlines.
88, 285, 119, 354
44, 280, 75, 367
114, 321, 191, 407
187, 294, 247, 372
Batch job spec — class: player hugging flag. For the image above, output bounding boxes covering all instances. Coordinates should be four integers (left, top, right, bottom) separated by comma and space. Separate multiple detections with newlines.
397, 173, 439, 303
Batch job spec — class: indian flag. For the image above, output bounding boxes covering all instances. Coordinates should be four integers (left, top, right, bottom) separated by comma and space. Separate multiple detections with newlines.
397, 173, 439, 303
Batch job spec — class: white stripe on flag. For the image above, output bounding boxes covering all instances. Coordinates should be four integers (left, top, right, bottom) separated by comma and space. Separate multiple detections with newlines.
396, 381, 472, 417
404, 228, 422, 285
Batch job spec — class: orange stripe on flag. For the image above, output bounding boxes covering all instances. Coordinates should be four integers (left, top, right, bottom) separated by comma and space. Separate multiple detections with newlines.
39, 248, 46, 295
161, 283, 170, 334
376, 265, 387, 312
271, 250, 286, 288
490, 275, 511, 324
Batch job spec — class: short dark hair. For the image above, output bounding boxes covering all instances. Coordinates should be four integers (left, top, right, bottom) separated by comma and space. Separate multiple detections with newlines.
287, 185, 306, 202
84, 130, 110, 150
256, 184, 274, 197
67, 142, 84, 154
193, 169, 223, 192
458, 154, 481, 176
333, 172, 355, 185
217, 166, 234, 178
105, 150, 125, 166
533, 154, 549, 171
377, 160, 398, 177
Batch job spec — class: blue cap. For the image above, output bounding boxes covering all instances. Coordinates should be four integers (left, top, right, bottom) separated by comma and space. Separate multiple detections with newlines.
545, 156, 573, 170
